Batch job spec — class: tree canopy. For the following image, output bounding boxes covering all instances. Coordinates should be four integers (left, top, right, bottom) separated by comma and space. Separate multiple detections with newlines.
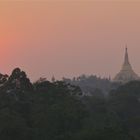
0, 68, 140, 140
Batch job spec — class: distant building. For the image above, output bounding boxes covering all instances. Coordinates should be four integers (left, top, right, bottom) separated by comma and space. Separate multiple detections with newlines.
113, 47, 139, 83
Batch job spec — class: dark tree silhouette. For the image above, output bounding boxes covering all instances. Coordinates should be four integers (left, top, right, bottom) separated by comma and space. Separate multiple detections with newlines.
0, 68, 139, 140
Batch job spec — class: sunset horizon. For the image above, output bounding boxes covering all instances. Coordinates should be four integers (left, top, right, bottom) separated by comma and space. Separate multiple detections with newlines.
1, 1, 140, 140
1, 1, 140, 81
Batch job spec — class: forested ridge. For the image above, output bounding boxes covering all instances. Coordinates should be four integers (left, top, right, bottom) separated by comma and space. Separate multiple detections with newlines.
0, 68, 140, 140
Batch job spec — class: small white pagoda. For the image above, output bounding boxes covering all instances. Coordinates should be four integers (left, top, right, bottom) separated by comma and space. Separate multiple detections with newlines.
113, 47, 139, 83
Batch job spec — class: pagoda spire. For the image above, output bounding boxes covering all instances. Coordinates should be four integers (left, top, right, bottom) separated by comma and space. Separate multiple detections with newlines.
124, 45, 130, 65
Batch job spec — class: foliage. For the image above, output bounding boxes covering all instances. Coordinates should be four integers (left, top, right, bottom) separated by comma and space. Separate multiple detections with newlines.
0, 69, 87, 140
63, 74, 113, 96
0, 69, 140, 140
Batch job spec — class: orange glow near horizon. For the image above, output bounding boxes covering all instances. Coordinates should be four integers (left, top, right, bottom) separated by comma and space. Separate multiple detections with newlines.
1, 1, 140, 81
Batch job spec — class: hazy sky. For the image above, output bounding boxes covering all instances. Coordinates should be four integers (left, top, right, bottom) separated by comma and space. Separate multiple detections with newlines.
0, 1, 140, 81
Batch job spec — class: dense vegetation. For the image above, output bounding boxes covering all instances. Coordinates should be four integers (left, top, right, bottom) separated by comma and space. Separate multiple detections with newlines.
63, 75, 115, 96
0, 68, 140, 140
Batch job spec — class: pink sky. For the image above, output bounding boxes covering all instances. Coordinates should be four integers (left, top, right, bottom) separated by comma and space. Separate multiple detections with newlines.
0, 1, 140, 81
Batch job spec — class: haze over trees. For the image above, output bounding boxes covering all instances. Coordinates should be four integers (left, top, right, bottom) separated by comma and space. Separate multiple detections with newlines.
63, 75, 116, 96
0, 68, 140, 140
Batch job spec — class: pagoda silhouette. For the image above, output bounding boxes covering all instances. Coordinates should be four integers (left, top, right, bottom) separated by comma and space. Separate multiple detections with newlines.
113, 46, 139, 83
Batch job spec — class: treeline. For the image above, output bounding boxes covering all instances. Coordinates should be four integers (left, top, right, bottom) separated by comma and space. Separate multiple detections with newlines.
63, 74, 115, 96
0, 68, 140, 140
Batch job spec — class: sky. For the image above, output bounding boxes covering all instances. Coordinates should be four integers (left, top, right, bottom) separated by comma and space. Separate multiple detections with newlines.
0, 0, 140, 81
